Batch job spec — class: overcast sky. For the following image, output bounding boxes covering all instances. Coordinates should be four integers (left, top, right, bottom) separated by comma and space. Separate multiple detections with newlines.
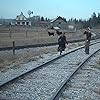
0, 0, 100, 20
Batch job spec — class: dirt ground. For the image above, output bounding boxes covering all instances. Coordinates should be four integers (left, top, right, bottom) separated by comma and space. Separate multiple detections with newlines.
0, 42, 84, 72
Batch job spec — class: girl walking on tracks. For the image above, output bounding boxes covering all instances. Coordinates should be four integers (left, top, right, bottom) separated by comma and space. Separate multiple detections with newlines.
58, 33, 68, 55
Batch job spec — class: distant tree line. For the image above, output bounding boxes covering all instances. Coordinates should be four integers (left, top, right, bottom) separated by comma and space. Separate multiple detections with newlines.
34, 16, 50, 21
66, 12, 100, 29
1, 12, 100, 28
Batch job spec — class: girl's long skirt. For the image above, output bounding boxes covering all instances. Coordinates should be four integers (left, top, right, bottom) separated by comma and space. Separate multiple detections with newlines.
85, 40, 90, 54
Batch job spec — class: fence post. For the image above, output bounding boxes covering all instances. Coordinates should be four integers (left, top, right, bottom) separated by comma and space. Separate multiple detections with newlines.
12, 41, 15, 55
26, 30, 28, 37
9, 25, 12, 38
26, 26, 28, 38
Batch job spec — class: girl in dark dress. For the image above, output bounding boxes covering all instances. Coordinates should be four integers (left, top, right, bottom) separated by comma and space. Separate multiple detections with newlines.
58, 33, 68, 55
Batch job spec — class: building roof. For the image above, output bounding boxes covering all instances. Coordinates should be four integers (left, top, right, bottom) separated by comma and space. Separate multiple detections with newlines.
16, 12, 27, 21
53, 26, 60, 30
51, 16, 67, 23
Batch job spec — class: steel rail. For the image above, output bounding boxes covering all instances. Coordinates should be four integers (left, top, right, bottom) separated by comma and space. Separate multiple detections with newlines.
50, 47, 100, 100
0, 41, 100, 89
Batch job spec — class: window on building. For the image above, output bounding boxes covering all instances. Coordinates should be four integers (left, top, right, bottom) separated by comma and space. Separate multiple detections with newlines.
26, 22, 29, 25
18, 17, 20, 20
17, 22, 20, 25
22, 17, 24, 20
22, 22, 25, 25
59, 22, 61, 24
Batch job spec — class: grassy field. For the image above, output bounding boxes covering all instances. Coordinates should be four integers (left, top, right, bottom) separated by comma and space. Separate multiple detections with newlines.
0, 42, 84, 72
0, 26, 85, 48
0, 26, 86, 70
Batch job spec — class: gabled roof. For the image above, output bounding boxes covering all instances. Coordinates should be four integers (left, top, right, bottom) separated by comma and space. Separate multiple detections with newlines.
16, 12, 27, 21
51, 16, 67, 23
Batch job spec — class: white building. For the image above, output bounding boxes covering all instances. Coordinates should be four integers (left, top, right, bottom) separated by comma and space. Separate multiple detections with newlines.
15, 12, 31, 26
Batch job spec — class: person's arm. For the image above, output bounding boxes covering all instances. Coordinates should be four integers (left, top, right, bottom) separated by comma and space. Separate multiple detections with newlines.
84, 31, 86, 34
64, 36, 68, 44
66, 40, 68, 45
58, 36, 61, 43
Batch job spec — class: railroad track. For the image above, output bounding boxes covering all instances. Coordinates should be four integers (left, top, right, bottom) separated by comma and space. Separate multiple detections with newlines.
0, 41, 100, 100
51, 45, 100, 100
